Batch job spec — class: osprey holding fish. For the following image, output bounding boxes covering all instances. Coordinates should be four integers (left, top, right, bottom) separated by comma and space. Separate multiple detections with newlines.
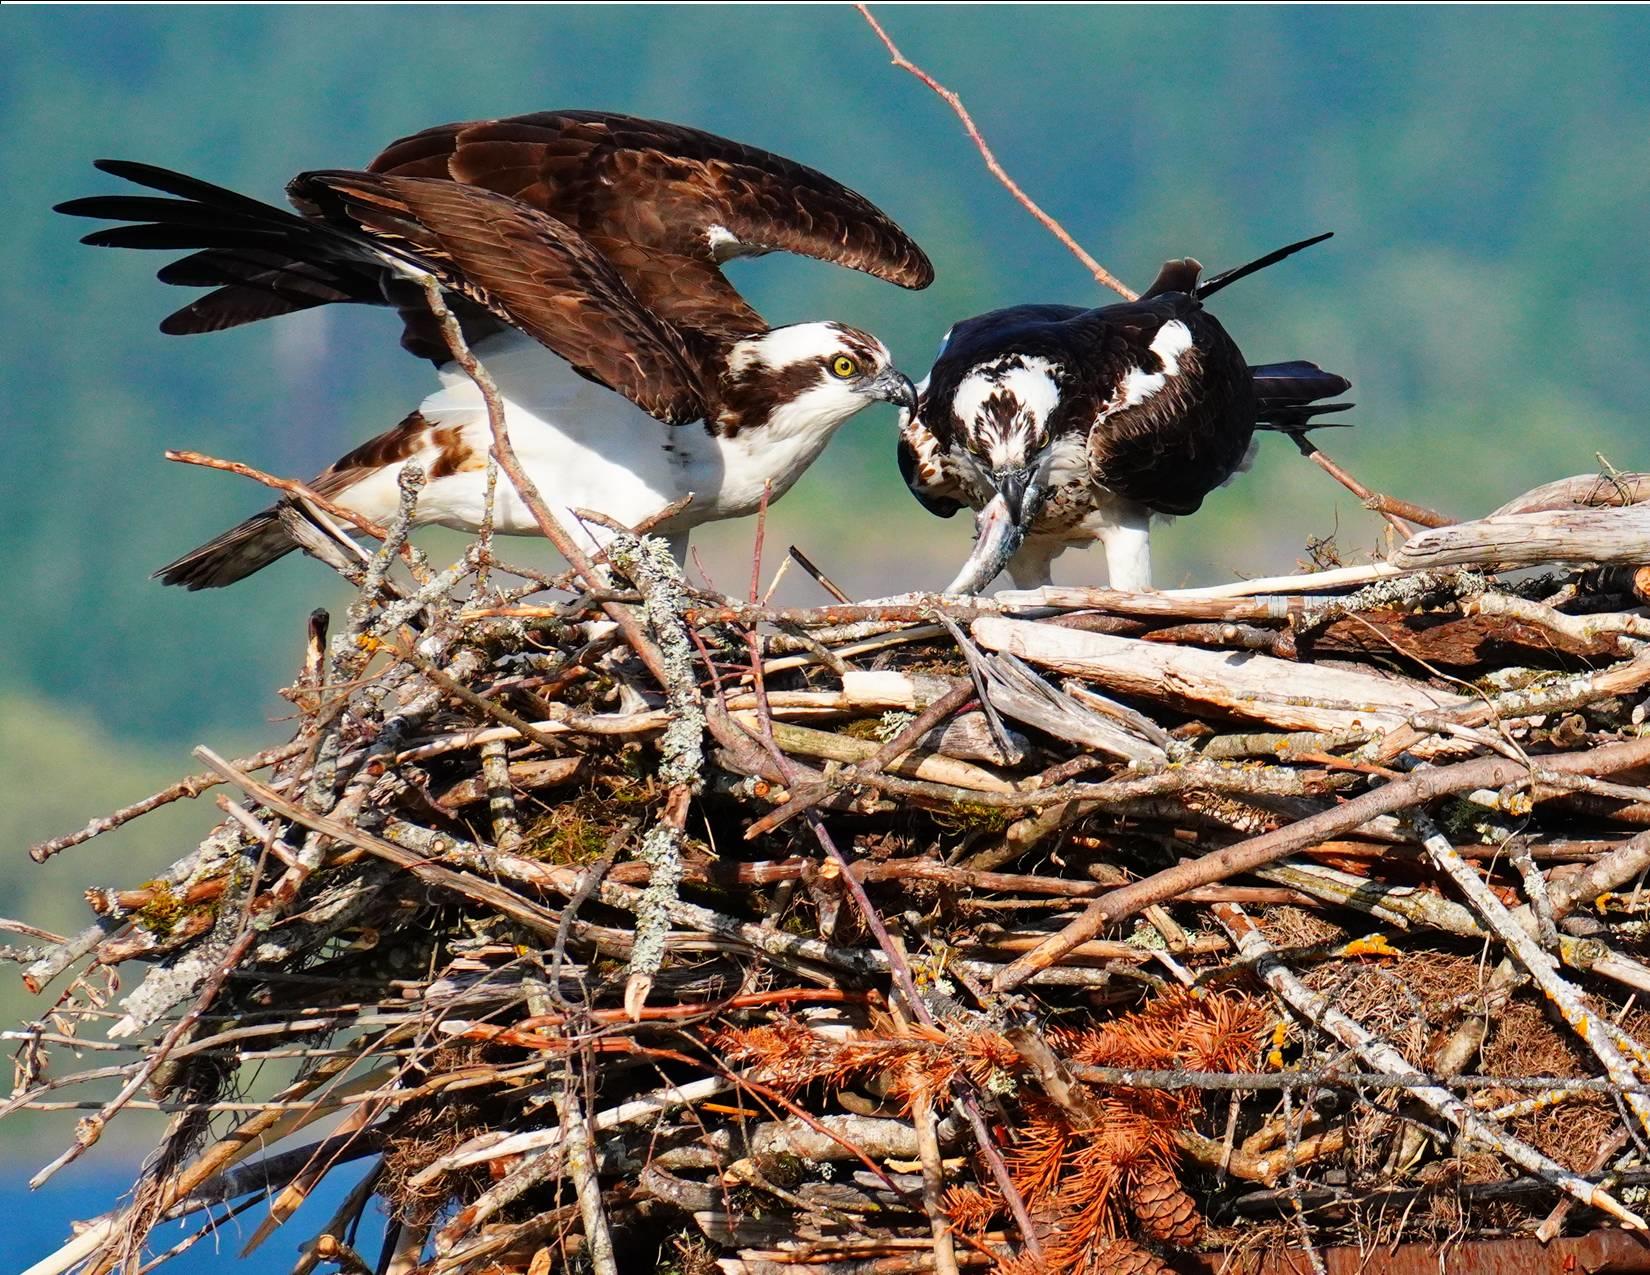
899, 234, 1351, 594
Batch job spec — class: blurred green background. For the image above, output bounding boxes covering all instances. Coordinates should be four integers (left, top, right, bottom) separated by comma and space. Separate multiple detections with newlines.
4, 2, 1650, 1260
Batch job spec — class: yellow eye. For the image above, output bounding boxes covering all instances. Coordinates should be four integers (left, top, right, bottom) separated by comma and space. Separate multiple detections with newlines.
831, 355, 859, 379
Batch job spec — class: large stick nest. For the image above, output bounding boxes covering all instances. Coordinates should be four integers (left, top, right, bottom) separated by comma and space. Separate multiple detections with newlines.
15, 471, 1650, 1275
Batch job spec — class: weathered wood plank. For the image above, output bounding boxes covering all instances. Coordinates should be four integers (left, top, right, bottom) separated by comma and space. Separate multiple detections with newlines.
972, 617, 1467, 732
1394, 505, 1650, 570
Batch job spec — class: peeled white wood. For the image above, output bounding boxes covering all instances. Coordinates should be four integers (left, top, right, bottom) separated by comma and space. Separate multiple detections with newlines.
1490, 471, 1650, 516
972, 616, 1467, 732
1395, 505, 1650, 571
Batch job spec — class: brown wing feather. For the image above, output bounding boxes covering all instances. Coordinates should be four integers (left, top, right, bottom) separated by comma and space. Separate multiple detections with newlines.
294, 171, 713, 424
581, 236, 763, 342
370, 111, 933, 336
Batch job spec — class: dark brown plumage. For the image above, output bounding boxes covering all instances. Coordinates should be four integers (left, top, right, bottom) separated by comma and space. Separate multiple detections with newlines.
65, 111, 933, 362
58, 111, 932, 423
368, 111, 935, 337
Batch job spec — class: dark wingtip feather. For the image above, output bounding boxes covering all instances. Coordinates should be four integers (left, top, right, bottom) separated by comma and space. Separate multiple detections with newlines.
1251, 359, 1354, 432
54, 195, 107, 217
1250, 360, 1351, 399
1198, 232, 1334, 300
86, 158, 287, 216
153, 508, 297, 589
1258, 402, 1355, 431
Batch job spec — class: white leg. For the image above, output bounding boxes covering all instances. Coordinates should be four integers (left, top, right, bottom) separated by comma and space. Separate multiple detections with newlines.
559, 502, 615, 561
1099, 507, 1153, 591
665, 531, 690, 567
1006, 539, 1062, 589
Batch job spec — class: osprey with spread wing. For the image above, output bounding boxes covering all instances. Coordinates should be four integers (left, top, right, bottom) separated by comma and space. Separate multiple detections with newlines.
900, 234, 1351, 594
59, 111, 929, 587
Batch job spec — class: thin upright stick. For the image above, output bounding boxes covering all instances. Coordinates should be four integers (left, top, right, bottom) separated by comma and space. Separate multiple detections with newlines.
413, 276, 672, 688
857, 4, 1137, 301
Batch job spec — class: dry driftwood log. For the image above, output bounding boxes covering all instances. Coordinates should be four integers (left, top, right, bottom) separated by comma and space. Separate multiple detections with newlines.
971, 615, 1470, 732
1396, 503, 1650, 570
1489, 469, 1650, 515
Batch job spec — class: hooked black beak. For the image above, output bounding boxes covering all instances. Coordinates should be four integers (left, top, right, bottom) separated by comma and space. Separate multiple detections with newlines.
994, 467, 1034, 524
867, 368, 918, 413
944, 466, 1045, 596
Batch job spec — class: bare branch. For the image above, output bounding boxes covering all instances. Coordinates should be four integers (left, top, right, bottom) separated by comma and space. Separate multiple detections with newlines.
856, 4, 1137, 300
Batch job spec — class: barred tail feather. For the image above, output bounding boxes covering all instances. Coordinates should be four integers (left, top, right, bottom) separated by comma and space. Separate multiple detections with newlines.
153, 507, 298, 590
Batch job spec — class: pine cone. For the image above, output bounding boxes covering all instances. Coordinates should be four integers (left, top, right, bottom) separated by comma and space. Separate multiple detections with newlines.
1127, 1160, 1204, 1247
1087, 1239, 1176, 1275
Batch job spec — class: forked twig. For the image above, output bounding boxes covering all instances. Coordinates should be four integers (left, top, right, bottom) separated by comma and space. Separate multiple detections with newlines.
856, 4, 1137, 301
165, 449, 432, 581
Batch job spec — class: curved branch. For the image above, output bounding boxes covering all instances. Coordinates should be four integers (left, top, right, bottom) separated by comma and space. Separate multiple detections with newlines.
857, 5, 1137, 300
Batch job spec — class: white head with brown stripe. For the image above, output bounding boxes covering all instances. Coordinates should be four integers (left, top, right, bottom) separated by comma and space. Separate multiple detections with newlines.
716, 322, 915, 440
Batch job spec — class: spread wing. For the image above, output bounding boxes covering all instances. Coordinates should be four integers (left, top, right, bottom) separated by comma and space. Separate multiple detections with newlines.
293, 171, 712, 422
369, 110, 935, 339
59, 161, 711, 423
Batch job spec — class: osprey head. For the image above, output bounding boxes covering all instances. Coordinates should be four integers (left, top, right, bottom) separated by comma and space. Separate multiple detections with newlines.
720, 322, 916, 437
939, 354, 1065, 594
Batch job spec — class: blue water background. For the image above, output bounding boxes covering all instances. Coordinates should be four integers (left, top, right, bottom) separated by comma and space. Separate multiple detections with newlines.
3, 1164, 384, 1274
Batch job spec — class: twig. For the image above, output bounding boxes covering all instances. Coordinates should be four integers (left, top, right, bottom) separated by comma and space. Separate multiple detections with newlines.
1164, 562, 1409, 599
29, 742, 306, 863
910, 1078, 959, 1275
1290, 434, 1453, 532
355, 463, 424, 614
1508, 836, 1559, 948
1469, 590, 1650, 646
165, 448, 430, 581
558, 1088, 618, 1275
607, 533, 706, 1018
993, 733, 1650, 990
787, 544, 852, 604
856, 4, 1136, 300
1211, 901, 1647, 1229
478, 738, 522, 851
